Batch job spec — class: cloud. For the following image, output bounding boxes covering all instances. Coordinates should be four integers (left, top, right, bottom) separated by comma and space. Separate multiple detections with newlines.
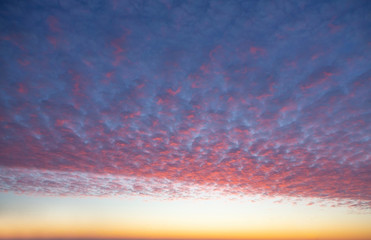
0, 0, 370, 208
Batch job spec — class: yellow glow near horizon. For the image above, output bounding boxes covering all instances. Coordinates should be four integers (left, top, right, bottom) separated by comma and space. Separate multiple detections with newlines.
0, 192, 370, 239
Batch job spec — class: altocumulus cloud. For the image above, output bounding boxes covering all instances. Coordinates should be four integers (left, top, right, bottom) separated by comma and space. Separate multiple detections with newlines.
0, 0, 370, 209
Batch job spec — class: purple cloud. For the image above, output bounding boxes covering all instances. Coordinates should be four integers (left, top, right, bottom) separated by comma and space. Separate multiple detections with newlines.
0, 0, 370, 208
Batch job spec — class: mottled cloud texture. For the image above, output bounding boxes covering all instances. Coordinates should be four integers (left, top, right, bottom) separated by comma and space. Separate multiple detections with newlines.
0, 0, 370, 208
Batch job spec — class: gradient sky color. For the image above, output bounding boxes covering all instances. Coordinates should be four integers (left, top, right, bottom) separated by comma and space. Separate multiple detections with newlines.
0, 0, 370, 239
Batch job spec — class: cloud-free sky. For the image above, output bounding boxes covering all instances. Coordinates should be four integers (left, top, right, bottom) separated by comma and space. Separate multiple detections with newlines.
0, 0, 370, 239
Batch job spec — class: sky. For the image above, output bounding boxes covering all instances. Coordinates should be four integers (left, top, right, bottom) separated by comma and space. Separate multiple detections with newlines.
0, 0, 370, 239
